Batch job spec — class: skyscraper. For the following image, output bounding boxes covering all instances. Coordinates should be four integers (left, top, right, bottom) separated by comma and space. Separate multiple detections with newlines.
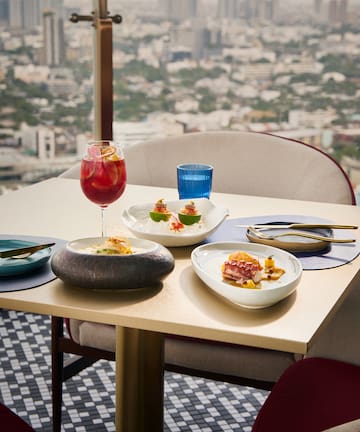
338, 0, 348, 23
160, 0, 198, 20
217, 0, 239, 18
6, 0, 64, 30
42, 9, 65, 66
328, 0, 347, 24
8, 0, 40, 29
314, 0, 323, 14
0, 0, 9, 25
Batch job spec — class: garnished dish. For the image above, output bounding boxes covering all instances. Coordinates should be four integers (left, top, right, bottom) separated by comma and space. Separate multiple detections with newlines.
191, 242, 302, 309
149, 199, 172, 222
178, 201, 202, 225
88, 237, 133, 255
222, 251, 285, 289
122, 198, 229, 247
51, 237, 175, 291
149, 199, 202, 232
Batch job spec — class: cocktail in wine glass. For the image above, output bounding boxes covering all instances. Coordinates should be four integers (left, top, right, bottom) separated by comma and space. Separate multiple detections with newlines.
80, 140, 126, 236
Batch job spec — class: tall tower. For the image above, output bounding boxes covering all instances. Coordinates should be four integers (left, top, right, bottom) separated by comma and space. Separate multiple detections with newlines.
40, 0, 64, 19
271, 0, 280, 21
8, 0, 41, 29
217, 0, 239, 18
42, 9, 65, 66
0, 0, 9, 25
179, 0, 198, 19
256, 0, 267, 20
161, 0, 198, 20
314, 0, 323, 14
338, 0, 348, 23
328, 0, 337, 24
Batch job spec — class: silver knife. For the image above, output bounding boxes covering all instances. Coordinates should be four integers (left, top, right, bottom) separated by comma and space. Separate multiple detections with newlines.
236, 224, 358, 230
0, 242, 55, 258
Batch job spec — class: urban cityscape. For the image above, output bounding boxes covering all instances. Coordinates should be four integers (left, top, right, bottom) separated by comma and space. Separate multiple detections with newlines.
0, 0, 360, 203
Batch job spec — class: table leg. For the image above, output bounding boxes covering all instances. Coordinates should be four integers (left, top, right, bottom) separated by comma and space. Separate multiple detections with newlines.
115, 326, 164, 432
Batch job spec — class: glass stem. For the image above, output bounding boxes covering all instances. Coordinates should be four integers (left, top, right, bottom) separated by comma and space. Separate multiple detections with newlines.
101, 207, 106, 237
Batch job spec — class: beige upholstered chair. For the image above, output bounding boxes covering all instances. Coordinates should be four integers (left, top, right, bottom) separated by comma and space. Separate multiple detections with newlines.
53, 131, 357, 430
60, 131, 354, 204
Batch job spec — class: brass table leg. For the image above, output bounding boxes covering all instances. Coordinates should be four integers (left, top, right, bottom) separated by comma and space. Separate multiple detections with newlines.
115, 326, 164, 432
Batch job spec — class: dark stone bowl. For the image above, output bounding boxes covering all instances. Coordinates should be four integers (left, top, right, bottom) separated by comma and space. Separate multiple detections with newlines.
51, 237, 175, 290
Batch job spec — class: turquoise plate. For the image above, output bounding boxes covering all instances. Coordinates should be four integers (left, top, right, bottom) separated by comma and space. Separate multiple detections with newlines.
0, 240, 52, 277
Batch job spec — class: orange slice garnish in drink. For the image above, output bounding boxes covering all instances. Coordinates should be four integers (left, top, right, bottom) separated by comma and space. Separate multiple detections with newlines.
81, 161, 96, 180
90, 160, 119, 190
101, 146, 116, 159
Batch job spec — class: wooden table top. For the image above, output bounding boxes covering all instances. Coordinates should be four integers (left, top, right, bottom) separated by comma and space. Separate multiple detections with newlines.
0, 177, 359, 354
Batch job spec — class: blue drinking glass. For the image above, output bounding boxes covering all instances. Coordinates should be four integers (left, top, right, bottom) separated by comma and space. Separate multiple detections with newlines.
177, 163, 213, 200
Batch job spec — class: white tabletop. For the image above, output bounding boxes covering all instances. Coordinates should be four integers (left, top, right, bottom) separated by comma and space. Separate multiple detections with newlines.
1, 177, 359, 354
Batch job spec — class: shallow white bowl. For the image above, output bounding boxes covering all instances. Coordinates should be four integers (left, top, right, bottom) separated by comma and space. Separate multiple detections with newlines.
122, 198, 229, 247
191, 241, 302, 309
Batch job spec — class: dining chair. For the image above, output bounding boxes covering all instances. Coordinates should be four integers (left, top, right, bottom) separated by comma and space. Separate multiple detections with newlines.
251, 357, 360, 432
60, 130, 354, 204
53, 130, 357, 431
0, 402, 35, 431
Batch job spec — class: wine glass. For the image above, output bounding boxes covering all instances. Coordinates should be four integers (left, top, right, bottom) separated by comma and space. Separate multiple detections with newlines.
80, 140, 126, 237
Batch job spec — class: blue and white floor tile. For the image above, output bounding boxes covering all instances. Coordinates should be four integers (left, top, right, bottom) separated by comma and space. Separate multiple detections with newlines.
0, 310, 268, 431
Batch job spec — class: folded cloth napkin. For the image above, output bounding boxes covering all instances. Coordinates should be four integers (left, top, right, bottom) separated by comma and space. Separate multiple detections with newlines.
0, 235, 67, 292
205, 215, 360, 271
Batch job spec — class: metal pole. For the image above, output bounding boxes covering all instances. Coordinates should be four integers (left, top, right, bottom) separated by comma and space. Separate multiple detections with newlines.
70, 2, 122, 141
92, 0, 113, 140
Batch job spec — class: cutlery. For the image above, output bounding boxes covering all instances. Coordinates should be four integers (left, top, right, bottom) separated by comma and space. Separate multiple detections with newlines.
236, 223, 358, 230
0, 243, 55, 259
247, 227, 355, 243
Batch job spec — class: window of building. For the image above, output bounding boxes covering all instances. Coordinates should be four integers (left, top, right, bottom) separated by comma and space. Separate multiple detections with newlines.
0, 0, 359, 203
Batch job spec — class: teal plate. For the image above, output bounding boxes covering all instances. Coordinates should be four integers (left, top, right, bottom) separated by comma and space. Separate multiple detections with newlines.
0, 240, 52, 277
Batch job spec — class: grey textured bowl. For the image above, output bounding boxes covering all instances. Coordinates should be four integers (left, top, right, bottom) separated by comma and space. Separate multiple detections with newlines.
51, 237, 175, 290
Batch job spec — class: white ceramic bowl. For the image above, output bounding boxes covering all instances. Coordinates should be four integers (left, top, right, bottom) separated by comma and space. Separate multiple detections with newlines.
122, 198, 229, 247
191, 241, 302, 309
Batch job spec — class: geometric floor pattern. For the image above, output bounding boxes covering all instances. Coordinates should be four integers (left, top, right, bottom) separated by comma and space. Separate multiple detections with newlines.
0, 309, 269, 431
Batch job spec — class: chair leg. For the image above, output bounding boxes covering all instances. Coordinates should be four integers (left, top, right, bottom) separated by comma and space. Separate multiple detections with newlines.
51, 316, 64, 432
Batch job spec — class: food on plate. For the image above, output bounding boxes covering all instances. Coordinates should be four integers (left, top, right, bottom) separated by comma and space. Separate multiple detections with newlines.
169, 216, 185, 232
94, 237, 133, 255
222, 251, 285, 289
149, 199, 172, 222
178, 201, 202, 225
263, 255, 285, 280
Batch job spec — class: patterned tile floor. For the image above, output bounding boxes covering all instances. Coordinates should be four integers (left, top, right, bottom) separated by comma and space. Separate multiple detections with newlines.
0, 309, 269, 431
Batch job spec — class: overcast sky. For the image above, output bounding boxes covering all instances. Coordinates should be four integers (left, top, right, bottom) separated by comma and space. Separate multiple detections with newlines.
65, 0, 360, 6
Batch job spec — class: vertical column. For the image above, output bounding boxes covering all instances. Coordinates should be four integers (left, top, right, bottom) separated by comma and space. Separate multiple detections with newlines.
92, 0, 113, 141
115, 326, 164, 432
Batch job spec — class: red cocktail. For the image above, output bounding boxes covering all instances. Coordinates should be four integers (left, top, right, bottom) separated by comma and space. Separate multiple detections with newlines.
80, 141, 126, 236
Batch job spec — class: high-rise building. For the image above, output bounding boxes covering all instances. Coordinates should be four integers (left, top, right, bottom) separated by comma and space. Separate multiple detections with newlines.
160, 0, 198, 20
314, 0, 323, 14
328, 0, 347, 24
338, 0, 348, 23
328, 0, 337, 23
0, 0, 9, 25
244, 0, 278, 21
42, 10, 65, 66
256, 0, 267, 20
40, 0, 64, 19
8, 0, 40, 29
6, 0, 64, 30
217, 0, 239, 18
